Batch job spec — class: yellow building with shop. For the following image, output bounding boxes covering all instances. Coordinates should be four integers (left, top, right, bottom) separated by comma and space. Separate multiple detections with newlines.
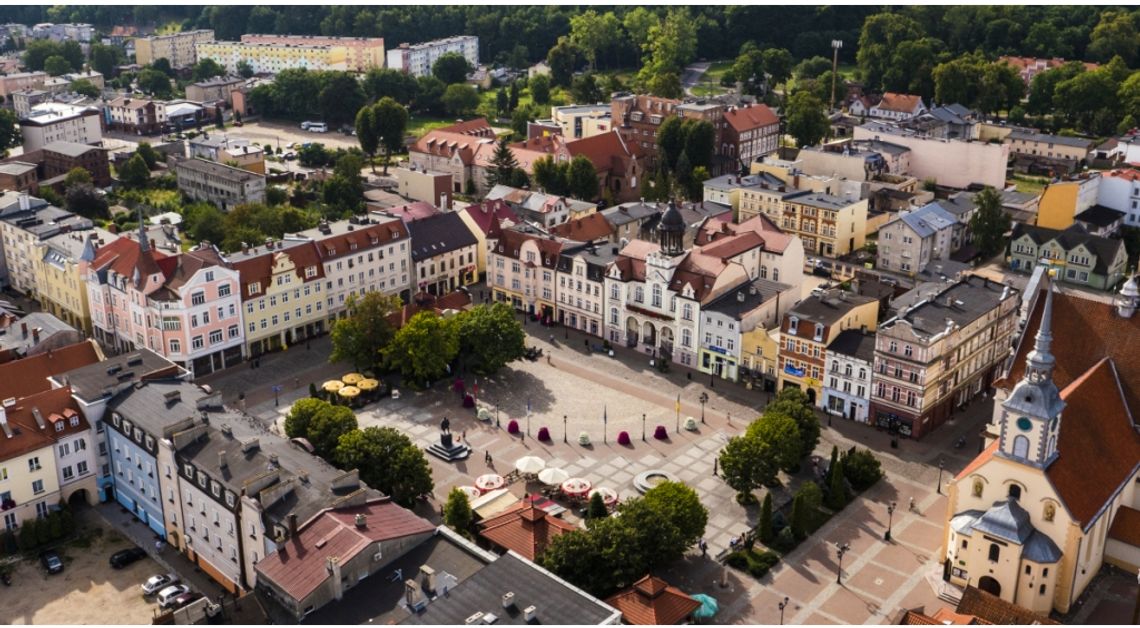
35, 229, 114, 335
230, 241, 328, 357
740, 325, 781, 391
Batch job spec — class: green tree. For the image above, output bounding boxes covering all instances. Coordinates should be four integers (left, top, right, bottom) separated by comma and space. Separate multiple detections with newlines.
977, 61, 1025, 115
586, 491, 608, 522
372, 97, 408, 176
681, 119, 716, 170
456, 303, 526, 375
747, 412, 802, 474
63, 167, 92, 189
414, 76, 446, 115
65, 184, 110, 220
622, 7, 658, 52
785, 91, 829, 148
383, 311, 459, 384
442, 83, 480, 117
43, 55, 72, 76
969, 187, 1012, 259
532, 156, 569, 196
432, 52, 472, 85
362, 68, 418, 104
567, 154, 599, 200
1120, 73, 1140, 126
796, 480, 823, 512
184, 202, 226, 245
794, 56, 833, 80
718, 433, 777, 501
89, 43, 119, 76
355, 104, 379, 173
529, 73, 551, 106
508, 81, 520, 112
644, 71, 683, 99
118, 153, 151, 188
827, 457, 847, 510
1087, 10, 1139, 65
136, 142, 159, 170
192, 58, 225, 82
484, 137, 521, 190
69, 78, 101, 98
137, 68, 173, 99
759, 492, 774, 543
733, 43, 765, 94
540, 528, 611, 595
307, 404, 358, 459
569, 10, 623, 71
641, 481, 708, 548
1027, 62, 1085, 115
1055, 69, 1121, 134
546, 37, 580, 88
443, 487, 473, 534
23, 40, 64, 71
655, 116, 685, 171
856, 13, 924, 90
0, 110, 17, 157
334, 426, 434, 507
768, 387, 820, 461
330, 292, 401, 369
570, 73, 603, 104
761, 48, 794, 91
284, 398, 331, 439
640, 8, 697, 76
617, 497, 686, 571
495, 88, 509, 115
318, 72, 366, 126
789, 493, 807, 540
841, 449, 884, 491
933, 55, 984, 107
826, 446, 839, 485
237, 59, 255, 79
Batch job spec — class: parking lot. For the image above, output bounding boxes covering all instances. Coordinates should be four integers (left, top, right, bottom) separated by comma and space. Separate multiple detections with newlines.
0, 524, 161, 625
216, 118, 361, 153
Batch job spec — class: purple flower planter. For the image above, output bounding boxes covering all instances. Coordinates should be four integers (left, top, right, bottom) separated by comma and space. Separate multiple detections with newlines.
507, 419, 520, 434
537, 427, 551, 441
462, 394, 475, 408
654, 425, 669, 440
617, 431, 631, 446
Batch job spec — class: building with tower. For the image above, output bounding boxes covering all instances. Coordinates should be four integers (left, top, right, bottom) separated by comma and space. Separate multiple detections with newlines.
939, 270, 1140, 615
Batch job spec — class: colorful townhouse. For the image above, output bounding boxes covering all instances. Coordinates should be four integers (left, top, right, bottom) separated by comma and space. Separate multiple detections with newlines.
84, 231, 245, 377
36, 229, 116, 335
555, 241, 620, 337
777, 290, 880, 405
407, 212, 479, 297
227, 240, 327, 357
489, 225, 565, 321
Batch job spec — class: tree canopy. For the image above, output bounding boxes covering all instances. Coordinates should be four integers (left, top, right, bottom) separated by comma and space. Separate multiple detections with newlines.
330, 292, 402, 370
432, 52, 472, 85
383, 312, 459, 384
455, 303, 526, 375
335, 426, 434, 507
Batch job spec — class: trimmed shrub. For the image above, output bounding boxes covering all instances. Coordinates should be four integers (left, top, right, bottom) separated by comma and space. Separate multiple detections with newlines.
507, 419, 520, 434
842, 449, 884, 491
537, 427, 551, 441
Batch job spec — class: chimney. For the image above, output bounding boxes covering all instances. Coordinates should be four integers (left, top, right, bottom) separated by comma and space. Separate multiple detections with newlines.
288, 513, 298, 538
21, 322, 27, 338
327, 556, 344, 601
18, 193, 29, 211
32, 327, 40, 343
420, 565, 436, 592
354, 513, 366, 528
502, 592, 516, 608
0, 406, 9, 438
268, 453, 279, 466
218, 451, 227, 470
524, 606, 537, 622
241, 438, 259, 453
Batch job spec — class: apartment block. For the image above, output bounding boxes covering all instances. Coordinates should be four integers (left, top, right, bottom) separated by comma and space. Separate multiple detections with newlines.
0, 71, 48, 100
386, 36, 479, 78
19, 103, 103, 152
196, 41, 351, 75
227, 240, 327, 356
776, 193, 868, 258
171, 157, 266, 211
135, 29, 215, 69
0, 191, 94, 294
239, 35, 384, 72
778, 290, 879, 405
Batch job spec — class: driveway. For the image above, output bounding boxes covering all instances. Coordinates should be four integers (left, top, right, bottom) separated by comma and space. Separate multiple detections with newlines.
682, 61, 712, 96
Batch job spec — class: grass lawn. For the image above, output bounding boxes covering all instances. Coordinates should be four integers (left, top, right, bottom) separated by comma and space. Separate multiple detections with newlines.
406, 115, 456, 138
156, 21, 182, 35
690, 60, 733, 97
1010, 173, 1050, 196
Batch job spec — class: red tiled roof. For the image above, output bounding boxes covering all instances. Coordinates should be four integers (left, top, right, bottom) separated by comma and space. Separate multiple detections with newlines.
89, 236, 169, 287
411, 130, 495, 166
494, 229, 564, 269
1107, 505, 1140, 548
956, 586, 1058, 624
254, 498, 434, 602
899, 610, 941, 625
604, 575, 700, 625
379, 201, 441, 223
698, 231, 765, 260
230, 241, 325, 301
443, 118, 495, 137
0, 340, 101, 402
550, 213, 614, 241
956, 439, 999, 481
477, 500, 577, 561
724, 104, 778, 133
565, 131, 630, 175
876, 92, 923, 113
462, 200, 519, 237
310, 219, 409, 262
0, 386, 86, 461
1046, 357, 1140, 527
385, 290, 472, 328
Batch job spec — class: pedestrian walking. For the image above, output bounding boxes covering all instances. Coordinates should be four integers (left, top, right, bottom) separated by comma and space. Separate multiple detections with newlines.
462, 429, 467, 442
908, 497, 915, 512
484, 451, 491, 465
699, 539, 708, 557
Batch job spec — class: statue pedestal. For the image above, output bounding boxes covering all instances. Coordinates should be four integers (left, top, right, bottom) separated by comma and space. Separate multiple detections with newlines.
426, 431, 470, 462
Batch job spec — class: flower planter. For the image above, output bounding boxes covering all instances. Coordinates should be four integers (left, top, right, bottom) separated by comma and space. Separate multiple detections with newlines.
617, 431, 631, 445
537, 427, 551, 441
653, 425, 669, 440
578, 431, 591, 446
507, 420, 520, 434
684, 417, 698, 431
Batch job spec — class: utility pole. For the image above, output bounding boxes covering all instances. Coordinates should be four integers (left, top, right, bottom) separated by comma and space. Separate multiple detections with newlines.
830, 40, 843, 112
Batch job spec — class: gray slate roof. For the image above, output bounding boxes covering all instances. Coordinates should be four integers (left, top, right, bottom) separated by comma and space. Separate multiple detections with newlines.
1010, 223, 1124, 275
956, 500, 1062, 564
1074, 204, 1125, 228
1008, 131, 1096, 150
705, 278, 793, 319
58, 349, 183, 402
407, 212, 478, 262
885, 274, 1013, 336
827, 329, 876, 363
896, 203, 958, 238
789, 291, 878, 327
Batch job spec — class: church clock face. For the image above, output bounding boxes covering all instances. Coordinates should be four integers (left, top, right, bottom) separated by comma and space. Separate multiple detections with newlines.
1016, 417, 1033, 431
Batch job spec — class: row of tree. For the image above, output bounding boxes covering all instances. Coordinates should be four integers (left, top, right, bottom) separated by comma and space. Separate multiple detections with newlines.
283, 398, 433, 506
330, 298, 527, 383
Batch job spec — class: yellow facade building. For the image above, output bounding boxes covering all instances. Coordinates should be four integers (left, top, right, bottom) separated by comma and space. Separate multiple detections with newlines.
195, 41, 350, 75
230, 241, 328, 357
740, 325, 781, 391
777, 291, 879, 405
35, 229, 114, 335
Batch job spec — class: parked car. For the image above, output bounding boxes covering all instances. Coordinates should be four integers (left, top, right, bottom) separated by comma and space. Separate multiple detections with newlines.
157, 584, 191, 609
171, 590, 204, 610
110, 547, 147, 569
142, 573, 180, 595
40, 550, 63, 574
308, 122, 328, 133
283, 151, 297, 161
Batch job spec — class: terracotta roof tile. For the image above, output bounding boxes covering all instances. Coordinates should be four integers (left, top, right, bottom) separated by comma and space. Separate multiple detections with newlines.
0, 340, 101, 401
956, 438, 999, 482
877, 92, 924, 113
477, 500, 576, 561
0, 386, 84, 461
723, 104, 778, 133
462, 200, 520, 237
604, 575, 700, 625
1107, 505, 1140, 548
956, 586, 1058, 624
550, 213, 614, 241
494, 229, 565, 269
89, 236, 170, 288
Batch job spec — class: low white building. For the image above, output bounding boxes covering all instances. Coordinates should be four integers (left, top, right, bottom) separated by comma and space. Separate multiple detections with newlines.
19, 102, 102, 152
821, 328, 875, 423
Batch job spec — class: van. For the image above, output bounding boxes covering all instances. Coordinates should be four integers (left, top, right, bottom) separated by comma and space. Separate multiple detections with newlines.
300, 121, 312, 130
309, 123, 328, 133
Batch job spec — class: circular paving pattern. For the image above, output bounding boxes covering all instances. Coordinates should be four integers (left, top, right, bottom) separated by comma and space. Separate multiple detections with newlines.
634, 469, 679, 493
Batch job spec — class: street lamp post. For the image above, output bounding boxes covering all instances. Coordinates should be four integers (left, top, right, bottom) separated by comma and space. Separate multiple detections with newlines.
563, 415, 568, 444
778, 596, 790, 625
885, 501, 897, 541
830, 40, 843, 112
272, 384, 282, 407
836, 542, 851, 584
937, 458, 945, 494
642, 413, 647, 442
699, 392, 709, 424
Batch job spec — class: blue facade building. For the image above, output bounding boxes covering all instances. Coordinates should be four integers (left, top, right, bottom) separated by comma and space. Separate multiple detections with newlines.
106, 410, 166, 538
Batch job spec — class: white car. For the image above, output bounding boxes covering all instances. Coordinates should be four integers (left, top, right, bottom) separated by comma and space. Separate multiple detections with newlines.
157, 584, 191, 609
142, 573, 179, 595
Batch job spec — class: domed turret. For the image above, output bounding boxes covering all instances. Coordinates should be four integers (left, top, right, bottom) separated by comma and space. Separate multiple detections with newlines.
1116, 274, 1139, 318
656, 199, 685, 256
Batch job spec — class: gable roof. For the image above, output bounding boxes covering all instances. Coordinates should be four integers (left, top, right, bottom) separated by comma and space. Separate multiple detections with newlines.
875, 92, 923, 113
551, 212, 615, 241
1011, 223, 1124, 275
956, 585, 1058, 624
564, 131, 632, 175
1074, 204, 1125, 228
227, 240, 324, 301
893, 203, 958, 238
461, 200, 519, 237
0, 386, 85, 461
255, 498, 435, 603
604, 575, 700, 625
0, 340, 101, 401
407, 212, 478, 262
723, 103, 778, 133
88, 235, 169, 287
494, 228, 565, 269
477, 500, 577, 561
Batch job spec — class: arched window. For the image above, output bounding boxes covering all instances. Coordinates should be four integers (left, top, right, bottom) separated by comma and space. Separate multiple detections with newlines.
988, 544, 1000, 562
1008, 484, 1021, 500
972, 479, 984, 498
1013, 435, 1029, 459
1043, 503, 1056, 522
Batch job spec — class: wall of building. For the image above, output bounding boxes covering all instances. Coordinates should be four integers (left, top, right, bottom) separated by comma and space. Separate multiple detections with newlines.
853, 126, 1008, 189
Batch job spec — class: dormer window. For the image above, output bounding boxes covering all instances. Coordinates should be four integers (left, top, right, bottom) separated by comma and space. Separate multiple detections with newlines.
813, 323, 824, 341
788, 316, 799, 335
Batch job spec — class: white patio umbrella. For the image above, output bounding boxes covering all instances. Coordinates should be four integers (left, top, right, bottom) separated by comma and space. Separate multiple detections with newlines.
538, 467, 570, 486
515, 455, 546, 475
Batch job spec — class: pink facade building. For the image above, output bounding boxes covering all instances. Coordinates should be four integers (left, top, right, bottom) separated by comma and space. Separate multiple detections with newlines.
82, 229, 244, 376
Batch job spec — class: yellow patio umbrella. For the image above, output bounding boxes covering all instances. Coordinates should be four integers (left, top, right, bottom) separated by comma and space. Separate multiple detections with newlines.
323, 380, 345, 393
357, 378, 380, 391
338, 385, 360, 398
342, 373, 364, 385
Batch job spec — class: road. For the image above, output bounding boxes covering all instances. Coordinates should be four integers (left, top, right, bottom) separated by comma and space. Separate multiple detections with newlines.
681, 61, 712, 96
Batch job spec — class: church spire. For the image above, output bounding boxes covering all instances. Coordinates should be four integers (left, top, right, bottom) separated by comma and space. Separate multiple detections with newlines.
137, 206, 149, 253
1024, 285, 1055, 384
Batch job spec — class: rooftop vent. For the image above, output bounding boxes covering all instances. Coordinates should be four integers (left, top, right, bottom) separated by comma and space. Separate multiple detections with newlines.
354, 513, 367, 528
524, 606, 537, 622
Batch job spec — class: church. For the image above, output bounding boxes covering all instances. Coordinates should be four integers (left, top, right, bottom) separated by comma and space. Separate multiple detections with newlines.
939, 268, 1140, 615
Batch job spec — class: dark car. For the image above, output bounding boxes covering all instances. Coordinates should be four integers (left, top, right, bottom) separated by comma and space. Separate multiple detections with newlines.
40, 550, 63, 574
172, 590, 204, 610
109, 547, 147, 569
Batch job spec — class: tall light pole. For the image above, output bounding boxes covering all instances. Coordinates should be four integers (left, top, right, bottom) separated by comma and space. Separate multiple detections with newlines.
642, 413, 647, 442
885, 501, 897, 541
830, 40, 843, 112
937, 458, 945, 495
563, 414, 567, 444
778, 596, 790, 625
836, 542, 850, 584
699, 392, 709, 424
